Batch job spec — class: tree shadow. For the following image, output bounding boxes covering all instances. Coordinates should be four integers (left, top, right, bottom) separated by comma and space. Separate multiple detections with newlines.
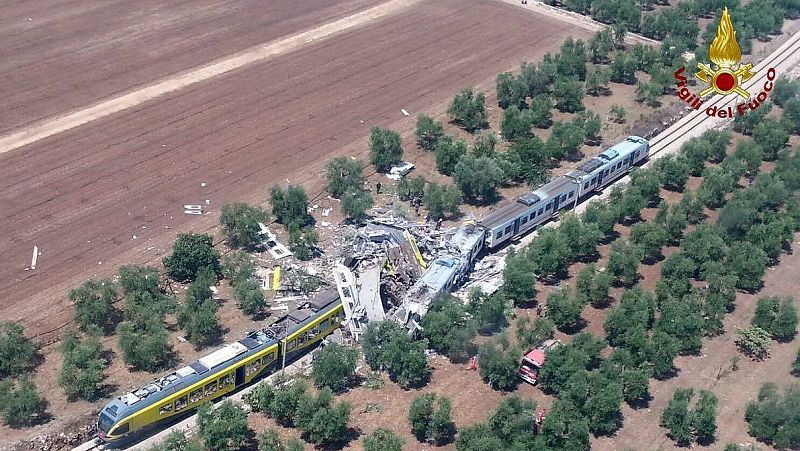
627, 394, 652, 410
557, 318, 587, 335
654, 366, 680, 381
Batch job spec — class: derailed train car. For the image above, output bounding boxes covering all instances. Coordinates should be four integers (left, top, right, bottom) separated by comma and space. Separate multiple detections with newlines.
393, 136, 650, 332
97, 291, 344, 442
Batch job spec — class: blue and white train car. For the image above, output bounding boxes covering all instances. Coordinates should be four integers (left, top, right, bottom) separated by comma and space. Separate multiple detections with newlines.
479, 136, 649, 250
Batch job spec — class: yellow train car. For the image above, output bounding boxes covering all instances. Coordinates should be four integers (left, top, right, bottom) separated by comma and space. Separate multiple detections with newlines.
98, 290, 344, 441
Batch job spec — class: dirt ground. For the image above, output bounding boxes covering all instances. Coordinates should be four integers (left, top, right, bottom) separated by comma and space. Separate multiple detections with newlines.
0, 0, 386, 135
0, 0, 588, 341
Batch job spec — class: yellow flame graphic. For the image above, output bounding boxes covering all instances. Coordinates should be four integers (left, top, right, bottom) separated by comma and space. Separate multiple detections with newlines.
709, 7, 741, 68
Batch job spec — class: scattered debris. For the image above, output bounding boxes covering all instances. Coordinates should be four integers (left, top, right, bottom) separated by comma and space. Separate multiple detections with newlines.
184, 204, 203, 215
386, 161, 415, 180
321, 208, 332, 217
30, 245, 39, 270
257, 222, 293, 259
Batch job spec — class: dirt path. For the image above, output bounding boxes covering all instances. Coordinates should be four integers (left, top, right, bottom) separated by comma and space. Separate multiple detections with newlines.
497, 0, 659, 46
0, 0, 420, 156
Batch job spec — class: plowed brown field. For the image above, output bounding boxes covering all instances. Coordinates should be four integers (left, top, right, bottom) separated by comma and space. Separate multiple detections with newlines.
0, 0, 585, 346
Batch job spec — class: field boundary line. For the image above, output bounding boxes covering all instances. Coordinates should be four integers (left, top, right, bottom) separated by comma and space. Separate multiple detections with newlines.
0, 0, 420, 156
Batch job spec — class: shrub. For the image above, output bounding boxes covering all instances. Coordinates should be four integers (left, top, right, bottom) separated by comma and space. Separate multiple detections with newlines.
361, 321, 430, 388
325, 157, 365, 198
546, 289, 584, 332
269, 185, 312, 228
736, 326, 771, 360
69, 279, 117, 333
287, 224, 318, 261
163, 233, 222, 282
424, 183, 462, 220
0, 322, 38, 378
435, 137, 468, 176
197, 401, 248, 451
453, 154, 504, 204
59, 331, 106, 401
415, 115, 445, 150
606, 239, 642, 286
516, 316, 555, 350
421, 295, 476, 361
502, 248, 538, 305
468, 289, 508, 334
448, 88, 488, 132
364, 428, 405, 451
234, 278, 266, 317
752, 296, 798, 341
340, 188, 373, 222
0, 378, 46, 428
311, 343, 358, 392
745, 384, 800, 450
219, 203, 271, 249
369, 127, 403, 172
178, 268, 221, 348
408, 393, 455, 445
117, 317, 172, 372
477, 334, 522, 391
295, 389, 352, 446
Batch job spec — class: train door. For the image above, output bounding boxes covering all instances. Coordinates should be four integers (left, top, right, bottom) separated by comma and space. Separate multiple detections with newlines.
552, 195, 561, 211
235, 366, 245, 387
596, 171, 605, 189
513, 217, 521, 235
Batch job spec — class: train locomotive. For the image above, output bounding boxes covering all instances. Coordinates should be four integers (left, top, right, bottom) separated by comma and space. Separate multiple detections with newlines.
97, 291, 344, 442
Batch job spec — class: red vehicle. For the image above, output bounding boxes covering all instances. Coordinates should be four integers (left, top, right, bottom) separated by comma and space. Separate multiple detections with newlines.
518, 339, 561, 385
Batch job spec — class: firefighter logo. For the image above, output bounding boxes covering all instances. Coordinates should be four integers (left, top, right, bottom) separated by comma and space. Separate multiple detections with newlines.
695, 7, 756, 99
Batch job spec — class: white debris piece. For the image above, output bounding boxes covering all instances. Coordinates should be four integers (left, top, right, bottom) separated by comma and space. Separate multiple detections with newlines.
30, 246, 39, 270
257, 222, 293, 259
401, 108, 410, 116
201, 182, 207, 187
321, 208, 332, 217
386, 161, 415, 180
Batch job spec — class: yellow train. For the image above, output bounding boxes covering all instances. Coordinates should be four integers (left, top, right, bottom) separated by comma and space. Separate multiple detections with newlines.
97, 291, 344, 441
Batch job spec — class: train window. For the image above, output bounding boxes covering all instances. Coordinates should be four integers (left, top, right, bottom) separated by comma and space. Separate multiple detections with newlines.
529, 212, 535, 221
299, 333, 309, 345
286, 340, 296, 351
320, 319, 330, 330
592, 176, 597, 184
175, 396, 188, 411
504, 225, 512, 234
190, 388, 203, 404
521, 216, 528, 225
568, 191, 574, 199
545, 203, 551, 211
583, 182, 589, 189
219, 373, 233, 388
114, 423, 129, 435
159, 403, 173, 415
311, 324, 321, 335
205, 381, 218, 397
495, 231, 502, 239
538, 208, 543, 216
561, 194, 567, 202
263, 352, 276, 365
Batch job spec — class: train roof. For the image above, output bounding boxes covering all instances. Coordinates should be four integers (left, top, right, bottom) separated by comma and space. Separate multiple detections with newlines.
102, 290, 340, 422
531, 176, 578, 200
479, 200, 531, 230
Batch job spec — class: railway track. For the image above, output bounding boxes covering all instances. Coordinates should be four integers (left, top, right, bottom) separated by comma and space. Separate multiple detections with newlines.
648, 29, 800, 157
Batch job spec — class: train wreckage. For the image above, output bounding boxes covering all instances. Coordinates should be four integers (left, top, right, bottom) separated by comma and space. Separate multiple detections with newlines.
332, 135, 650, 339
